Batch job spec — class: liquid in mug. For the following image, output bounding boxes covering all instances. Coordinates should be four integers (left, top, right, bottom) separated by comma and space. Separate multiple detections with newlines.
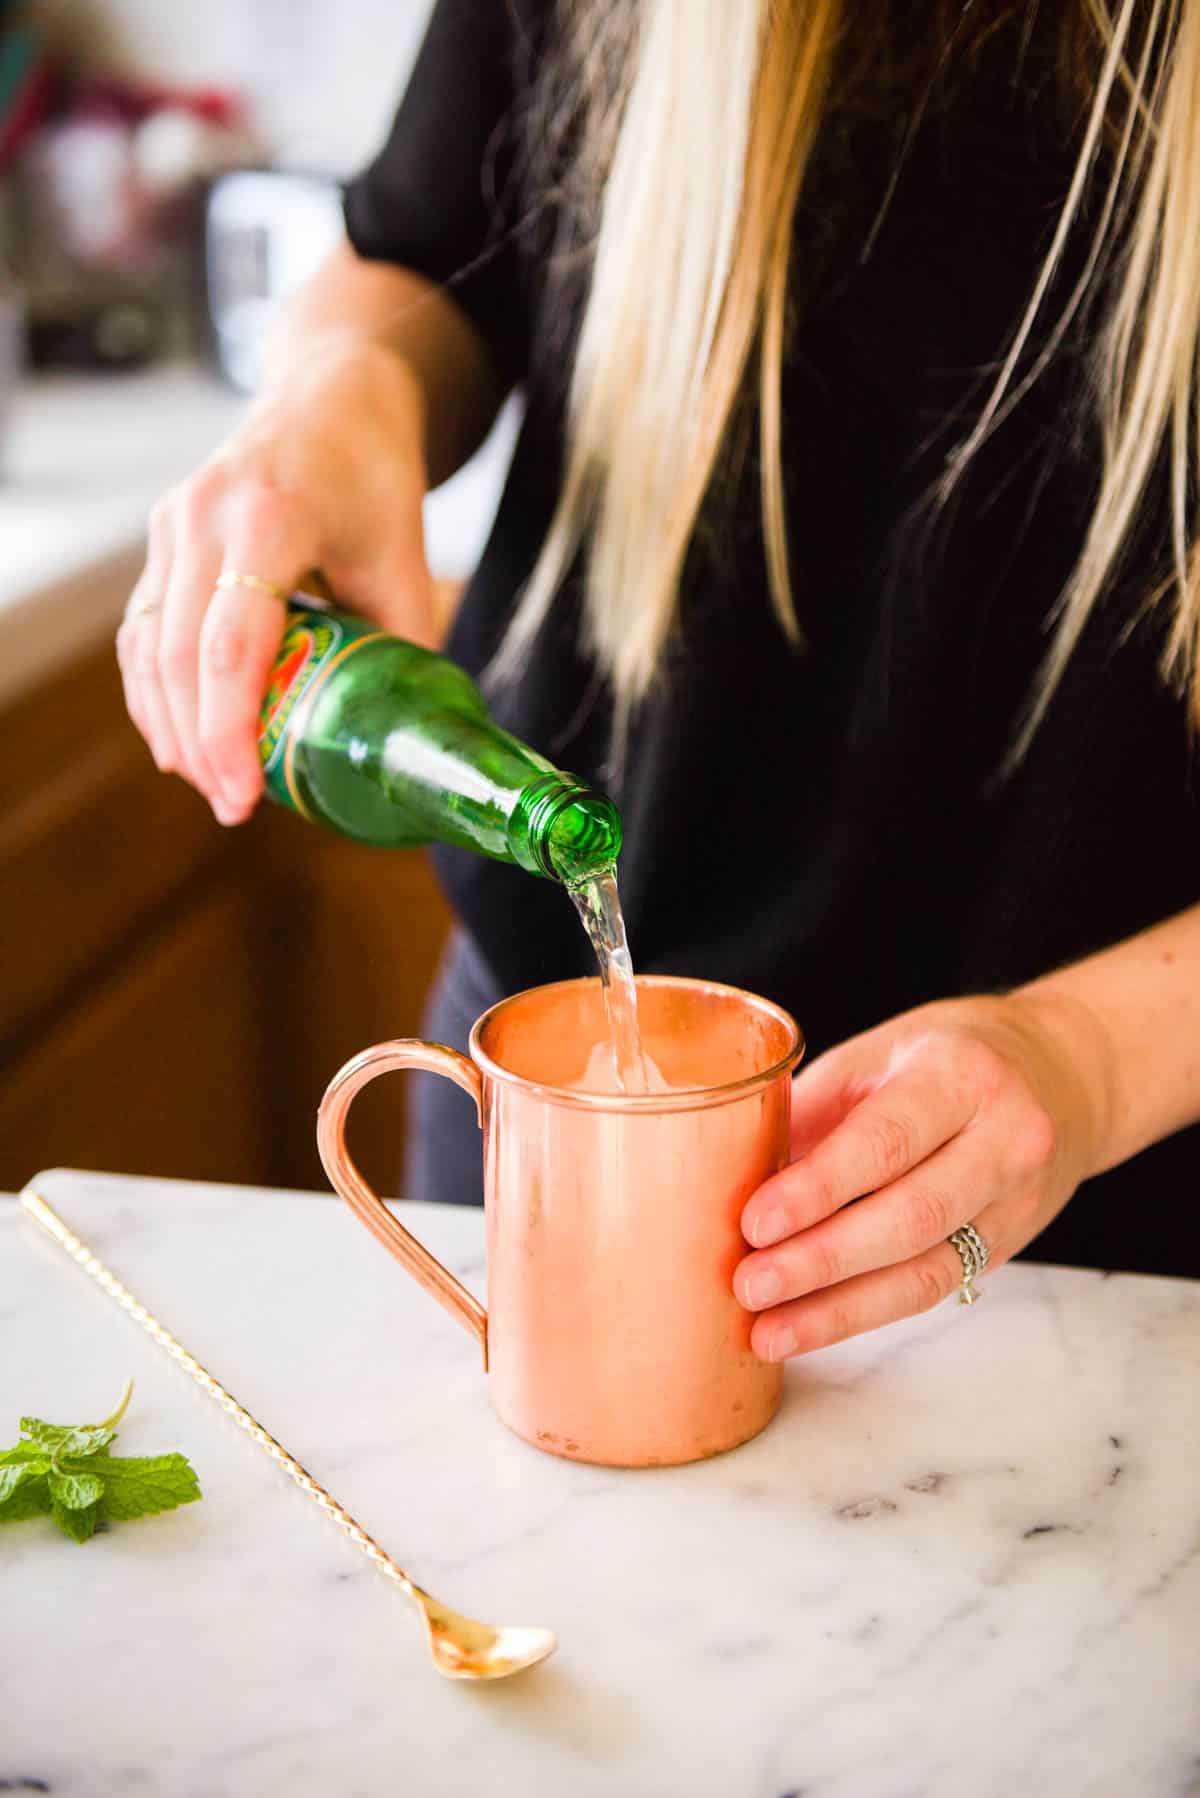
568, 868, 662, 1094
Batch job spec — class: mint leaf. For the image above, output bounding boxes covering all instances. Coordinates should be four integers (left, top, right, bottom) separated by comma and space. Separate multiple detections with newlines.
20, 1378, 132, 1459
0, 1472, 50, 1522
89, 1453, 201, 1521
47, 1468, 105, 1510
0, 1458, 48, 1504
0, 1442, 45, 1463
20, 1419, 117, 1458
2, 1382, 200, 1542
52, 1497, 100, 1543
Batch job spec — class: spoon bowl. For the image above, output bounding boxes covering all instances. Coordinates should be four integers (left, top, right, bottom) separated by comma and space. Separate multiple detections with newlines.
413, 1587, 558, 1680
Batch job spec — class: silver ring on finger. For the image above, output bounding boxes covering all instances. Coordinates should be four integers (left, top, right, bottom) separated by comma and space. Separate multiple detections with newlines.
947, 1221, 990, 1307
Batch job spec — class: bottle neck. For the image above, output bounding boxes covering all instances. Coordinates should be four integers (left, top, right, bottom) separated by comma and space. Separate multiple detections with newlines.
507, 774, 624, 884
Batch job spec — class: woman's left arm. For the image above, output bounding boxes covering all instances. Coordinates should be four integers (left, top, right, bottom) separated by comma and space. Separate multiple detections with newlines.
736, 902, 1200, 1360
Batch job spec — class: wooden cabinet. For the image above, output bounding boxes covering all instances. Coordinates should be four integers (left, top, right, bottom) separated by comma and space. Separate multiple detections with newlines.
7, 885, 276, 1186
1, 635, 451, 1197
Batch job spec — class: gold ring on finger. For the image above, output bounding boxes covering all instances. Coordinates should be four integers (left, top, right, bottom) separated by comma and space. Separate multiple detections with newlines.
216, 570, 291, 603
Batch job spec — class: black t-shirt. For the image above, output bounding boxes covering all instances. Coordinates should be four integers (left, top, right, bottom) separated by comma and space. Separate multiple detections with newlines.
345, 0, 1200, 1276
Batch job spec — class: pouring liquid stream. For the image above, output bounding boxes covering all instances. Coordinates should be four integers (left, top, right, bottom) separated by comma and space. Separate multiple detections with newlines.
568, 868, 655, 1094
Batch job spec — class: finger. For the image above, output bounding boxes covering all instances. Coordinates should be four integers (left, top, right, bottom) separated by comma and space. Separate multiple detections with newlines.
158, 530, 225, 800
118, 604, 176, 770
117, 516, 179, 771
784, 1019, 912, 1156
736, 1135, 986, 1310
335, 560, 436, 648
788, 1059, 860, 1162
742, 1059, 976, 1249
326, 508, 435, 648
197, 568, 293, 815
748, 1201, 1007, 1361
192, 482, 322, 818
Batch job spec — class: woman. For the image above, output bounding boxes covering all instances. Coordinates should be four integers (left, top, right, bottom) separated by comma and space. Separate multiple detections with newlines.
118, 0, 1200, 1361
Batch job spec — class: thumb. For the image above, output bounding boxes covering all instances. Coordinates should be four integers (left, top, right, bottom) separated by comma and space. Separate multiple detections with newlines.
322, 507, 438, 651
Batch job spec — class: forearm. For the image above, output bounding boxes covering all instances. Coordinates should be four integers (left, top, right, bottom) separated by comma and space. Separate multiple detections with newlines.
258, 238, 510, 488
1016, 901, 1200, 1176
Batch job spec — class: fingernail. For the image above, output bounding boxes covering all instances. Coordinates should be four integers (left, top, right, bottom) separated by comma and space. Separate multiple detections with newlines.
744, 1268, 782, 1310
770, 1328, 797, 1361
751, 1207, 787, 1248
212, 797, 239, 827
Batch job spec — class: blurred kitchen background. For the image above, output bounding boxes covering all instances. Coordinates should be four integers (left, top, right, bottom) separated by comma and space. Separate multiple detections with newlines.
0, 0, 519, 1195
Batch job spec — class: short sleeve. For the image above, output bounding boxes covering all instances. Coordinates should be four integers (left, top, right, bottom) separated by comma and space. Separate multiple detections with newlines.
343, 0, 545, 381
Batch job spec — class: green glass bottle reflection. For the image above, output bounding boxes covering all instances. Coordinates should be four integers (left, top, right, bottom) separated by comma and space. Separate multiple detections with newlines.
257, 601, 622, 885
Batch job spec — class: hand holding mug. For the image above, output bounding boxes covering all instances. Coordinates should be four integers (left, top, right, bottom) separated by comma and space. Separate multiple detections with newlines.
735, 990, 1113, 1359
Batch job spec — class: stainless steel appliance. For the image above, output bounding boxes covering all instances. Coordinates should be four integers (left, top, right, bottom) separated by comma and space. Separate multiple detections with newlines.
204, 168, 343, 392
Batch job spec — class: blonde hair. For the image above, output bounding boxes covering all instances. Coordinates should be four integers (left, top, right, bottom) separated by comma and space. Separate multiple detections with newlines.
499, 0, 1200, 753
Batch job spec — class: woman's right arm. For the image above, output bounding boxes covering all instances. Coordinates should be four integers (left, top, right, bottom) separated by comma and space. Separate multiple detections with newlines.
117, 238, 510, 826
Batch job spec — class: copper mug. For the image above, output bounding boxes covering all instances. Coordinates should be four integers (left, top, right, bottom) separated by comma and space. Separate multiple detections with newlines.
316, 975, 803, 1468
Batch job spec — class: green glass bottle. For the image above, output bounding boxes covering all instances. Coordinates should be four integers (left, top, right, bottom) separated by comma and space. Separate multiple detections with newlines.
257, 602, 621, 885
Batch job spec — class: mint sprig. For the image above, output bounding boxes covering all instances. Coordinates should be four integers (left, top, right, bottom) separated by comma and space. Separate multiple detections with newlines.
0, 1381, 201, 1543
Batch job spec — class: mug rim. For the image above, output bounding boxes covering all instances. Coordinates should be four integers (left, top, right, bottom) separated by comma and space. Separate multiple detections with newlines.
468, 973, 804, 1113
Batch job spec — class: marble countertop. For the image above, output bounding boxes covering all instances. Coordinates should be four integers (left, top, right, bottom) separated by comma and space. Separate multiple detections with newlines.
4, 1168, 1198, 1797
0, 364, 517, 709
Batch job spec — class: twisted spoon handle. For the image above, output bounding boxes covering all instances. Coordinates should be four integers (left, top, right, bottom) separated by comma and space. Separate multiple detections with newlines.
19, 1188, 417, 1599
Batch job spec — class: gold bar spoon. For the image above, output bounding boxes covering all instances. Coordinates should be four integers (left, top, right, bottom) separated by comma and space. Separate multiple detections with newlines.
19, 1188, 556, 1683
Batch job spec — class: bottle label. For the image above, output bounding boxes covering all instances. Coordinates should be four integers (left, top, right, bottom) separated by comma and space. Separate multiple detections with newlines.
258, 603, 387, 816
258, 610, 345, 808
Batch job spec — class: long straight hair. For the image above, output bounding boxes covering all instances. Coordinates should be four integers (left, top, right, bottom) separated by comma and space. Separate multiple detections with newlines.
496, 0, 1200, 754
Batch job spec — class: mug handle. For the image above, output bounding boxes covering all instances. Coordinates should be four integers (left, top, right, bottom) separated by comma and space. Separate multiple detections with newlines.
316, 1041, 489, 1369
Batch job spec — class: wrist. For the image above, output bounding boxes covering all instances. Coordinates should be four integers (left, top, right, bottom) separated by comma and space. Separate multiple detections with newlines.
254, 329, 429, 457
1009, 981, 1121, 1179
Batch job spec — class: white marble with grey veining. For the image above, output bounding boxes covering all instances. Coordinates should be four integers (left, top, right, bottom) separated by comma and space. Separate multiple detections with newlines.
2, 1168, 1198, 1798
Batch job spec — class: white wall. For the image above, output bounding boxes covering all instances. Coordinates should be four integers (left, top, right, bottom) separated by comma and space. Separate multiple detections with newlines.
39, 0, 437, 175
